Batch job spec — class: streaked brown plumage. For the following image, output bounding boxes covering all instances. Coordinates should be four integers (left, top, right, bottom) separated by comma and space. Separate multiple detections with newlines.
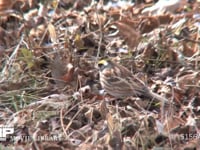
98, 59, 169, 103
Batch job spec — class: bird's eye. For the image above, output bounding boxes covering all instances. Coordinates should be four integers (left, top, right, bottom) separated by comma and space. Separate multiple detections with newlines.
98, 63, 104, 69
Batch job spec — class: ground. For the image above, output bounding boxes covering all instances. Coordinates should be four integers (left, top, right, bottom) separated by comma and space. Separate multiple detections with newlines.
0, 0, 200, 149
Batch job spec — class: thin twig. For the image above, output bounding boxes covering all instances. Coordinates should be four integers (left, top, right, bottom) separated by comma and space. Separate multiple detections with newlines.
95, 1, 103, 64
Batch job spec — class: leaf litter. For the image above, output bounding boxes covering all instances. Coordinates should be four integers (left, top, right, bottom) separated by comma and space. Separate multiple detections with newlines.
0, 0, 200, 149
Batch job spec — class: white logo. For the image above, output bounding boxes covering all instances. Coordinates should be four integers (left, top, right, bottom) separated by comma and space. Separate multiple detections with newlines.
0, 127, 14, 141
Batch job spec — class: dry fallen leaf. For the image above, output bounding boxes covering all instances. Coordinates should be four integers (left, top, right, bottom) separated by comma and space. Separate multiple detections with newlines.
182, 139, 200, 150
48, 23, 57, 44
177, 72, 200, 91
106, 113, 123, 150
158, 14, 174, 24
182, 41, 198, 57
114, 19, 141, 50
164, 116, 186, 132
1, 0, 200, 149
51, 56, 77, 89
0, 0, 15, 11
139, 16, 160, 34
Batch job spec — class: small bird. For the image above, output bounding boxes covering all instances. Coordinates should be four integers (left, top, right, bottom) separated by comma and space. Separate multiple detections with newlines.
98, 59, 169, 104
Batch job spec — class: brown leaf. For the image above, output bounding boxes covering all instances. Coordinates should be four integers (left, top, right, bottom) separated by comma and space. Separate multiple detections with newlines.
106, 113, 123, 150
140, 16, 160, 34
51, 56, 77, 88
182, 139, 200, 150
99, 100, 109, 120
0, 0, 14, 11
177, 72, 200, 91
172, 88, 185, 104
108, 8, 121, 20
114, 20, 141, 50
158, 14, 174, 24
164, 116, 186, 132
107, 113, 115, 134
182, 41, 198, 57
48, 23, 57, 44
60, 63, 75, 83
109, 130, 123, 150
